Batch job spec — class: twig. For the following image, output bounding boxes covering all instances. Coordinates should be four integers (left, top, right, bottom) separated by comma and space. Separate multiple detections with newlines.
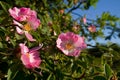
71, 12, 97, 22
67, 0, 86, 14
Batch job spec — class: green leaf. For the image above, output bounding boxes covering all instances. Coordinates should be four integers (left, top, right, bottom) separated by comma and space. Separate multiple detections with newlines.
0, 42, 3, 48
104, 63, 113, 79
7, 65, 19, 80
0, 1, 10, 13
76, 60, 87, 69
47, 73, 55, 80
10, 39, 16, 47
24, 73, 35, 80
13, 71, 25, 80
93, 76, 106, 80
90, 0, 98, 8
47, 73, 52, 80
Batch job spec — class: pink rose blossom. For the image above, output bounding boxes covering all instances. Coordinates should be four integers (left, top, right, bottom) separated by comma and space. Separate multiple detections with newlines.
19, 43, 42, 69
9, 7, 41, 41
88, 25, 96, 32
56, 32, 87, 57
9, 7, 40, 30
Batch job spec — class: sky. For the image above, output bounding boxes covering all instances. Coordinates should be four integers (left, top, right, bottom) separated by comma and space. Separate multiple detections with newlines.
72, 0, 120, 45
82, 0, 120, 18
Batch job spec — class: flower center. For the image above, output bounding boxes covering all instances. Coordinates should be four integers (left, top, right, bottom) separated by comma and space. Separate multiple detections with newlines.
26, 52, 30, 58
24, 23, 32, 31
65, 43, 74, 50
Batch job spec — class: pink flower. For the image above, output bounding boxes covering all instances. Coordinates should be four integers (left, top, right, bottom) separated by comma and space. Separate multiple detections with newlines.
88, 25, 96, 32
9, 7, 37, 21
19, 43, 42, 69
56, 32, 87, 57
14, 20, 36, 41
83, 17, 86, 24
9, 7, 40, 30
9, 7, 41, 41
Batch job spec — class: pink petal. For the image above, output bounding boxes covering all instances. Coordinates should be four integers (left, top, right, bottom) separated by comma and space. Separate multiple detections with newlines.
70, 50, 81, 57
16, 27, 24, 34
29, 10, 37, 18
19, 7, 30, 14
83, 17, 86, 24
58, 33, 68, 41
21, 54, 30, 67
19, 43, 29, 54
9, 7, 20, 20
74, 36, 87, 49
16, 7, 30, 21
29, 51, 41, 68
9, 7, 36, 21
88, 25, 96, 32
27, 16, 40, 30
24, 31, 36, 41
30, 45, 43, 53
56, 38, 62, 49
13, 20, 23, 28
21, 51, 41, 68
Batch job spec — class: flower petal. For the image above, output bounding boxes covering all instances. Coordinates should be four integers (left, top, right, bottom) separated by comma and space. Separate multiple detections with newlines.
9, 7, 38, 21
9, 7, 20, 20
83, 17, 86, 24
74, 36, 87, 49
29, 51, 41, 68
16, 27, 24, 34
24, 31, 36, 41
13, 20, 23, 28
30, 44, 43, 53
88, 25, 96, 32
19, 43, 29, 54
21, 54, 30, 67
27, 16, 40, 30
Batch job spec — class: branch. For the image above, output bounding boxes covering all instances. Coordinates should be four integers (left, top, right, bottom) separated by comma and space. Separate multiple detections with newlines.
67, 0, 86, 14
71, 12, 97, 22
87, 44, 97, 47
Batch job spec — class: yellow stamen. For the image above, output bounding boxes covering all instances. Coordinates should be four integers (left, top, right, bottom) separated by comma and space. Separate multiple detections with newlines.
65, 43, 74, 50
26, 53, 30, 58
24, 23, 32, 31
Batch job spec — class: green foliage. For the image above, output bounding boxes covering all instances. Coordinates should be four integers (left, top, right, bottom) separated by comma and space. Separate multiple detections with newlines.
0, 0, 120, 80
104, 63, 113, 79
83, 0, 98, 9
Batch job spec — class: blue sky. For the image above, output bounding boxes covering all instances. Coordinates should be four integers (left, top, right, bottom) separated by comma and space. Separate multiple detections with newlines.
72, 0, 120, 45
87, 0, 120, 18
73, 0, 120, 19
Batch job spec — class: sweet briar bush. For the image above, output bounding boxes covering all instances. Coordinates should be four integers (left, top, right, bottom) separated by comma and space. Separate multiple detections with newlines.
0, 0, 120, 80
